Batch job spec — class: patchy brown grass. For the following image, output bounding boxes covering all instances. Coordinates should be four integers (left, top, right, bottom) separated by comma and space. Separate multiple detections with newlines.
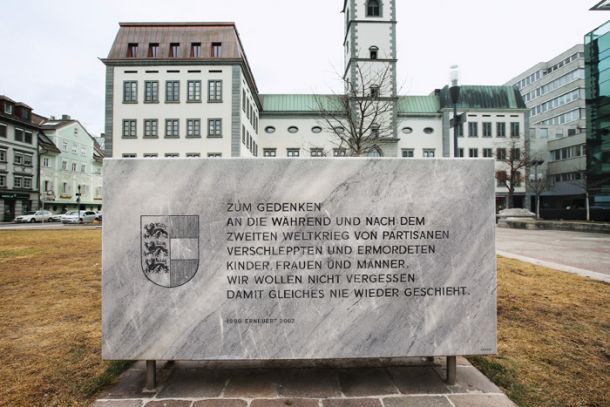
0, 230, 608, 406
0, 230, 129, 407
471, 257, 610, 407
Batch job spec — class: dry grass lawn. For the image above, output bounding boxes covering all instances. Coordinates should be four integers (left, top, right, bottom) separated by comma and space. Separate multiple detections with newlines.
0, 229, 128, 407
0, 230, 608, 406
472, 257, 610, 407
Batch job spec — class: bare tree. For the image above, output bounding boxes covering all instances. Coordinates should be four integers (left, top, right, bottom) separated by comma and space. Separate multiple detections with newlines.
526, 160, 548, 219
314, 63, 396, 156
495, 138, 529, 209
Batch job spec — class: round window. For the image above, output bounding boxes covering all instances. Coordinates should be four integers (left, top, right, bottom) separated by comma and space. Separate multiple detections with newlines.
265, 126, 276, 134
402, 127, 413, 134
311, 126, 322, 134
334, 126, 345, 133
288, 126, 299, 134
424, 127, 434, 134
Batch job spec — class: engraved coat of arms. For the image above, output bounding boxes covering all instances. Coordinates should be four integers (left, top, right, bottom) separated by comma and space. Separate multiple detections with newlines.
140, 215, 199, 288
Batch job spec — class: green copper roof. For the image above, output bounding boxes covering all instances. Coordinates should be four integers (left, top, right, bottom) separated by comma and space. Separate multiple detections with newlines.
261, 94, 342, 113
439, 85, 527, 110
397, 96, 440, 114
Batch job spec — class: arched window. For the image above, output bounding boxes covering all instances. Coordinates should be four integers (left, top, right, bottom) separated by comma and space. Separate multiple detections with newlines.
367, 146, 383, 157
367, 0, 380, 17
369, 46, 378, 60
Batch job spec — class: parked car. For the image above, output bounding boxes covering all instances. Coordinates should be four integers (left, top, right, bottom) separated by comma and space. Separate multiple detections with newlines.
14, 210, 53, 223
48, 213, 63, 222
61, 210, 98, 224
95, 211, 102, 221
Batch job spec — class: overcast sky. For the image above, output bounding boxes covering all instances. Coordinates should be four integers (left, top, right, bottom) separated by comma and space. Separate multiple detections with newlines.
1, 0, 607, 136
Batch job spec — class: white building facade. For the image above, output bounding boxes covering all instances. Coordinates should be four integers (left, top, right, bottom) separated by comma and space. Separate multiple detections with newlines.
104, 1, 528, 209
39, 117, 104, 212
506, 45, 586, 209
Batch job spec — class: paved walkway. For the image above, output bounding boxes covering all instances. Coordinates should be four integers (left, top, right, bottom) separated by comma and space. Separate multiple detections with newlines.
92, 358, 515, 407
496, 227, 610, 282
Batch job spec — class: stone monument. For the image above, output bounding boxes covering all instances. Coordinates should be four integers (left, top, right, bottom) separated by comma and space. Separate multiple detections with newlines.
102, 158, 496, 385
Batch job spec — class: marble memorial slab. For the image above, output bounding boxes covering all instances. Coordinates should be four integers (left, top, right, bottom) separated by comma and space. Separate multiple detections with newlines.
102, 158, 496, 360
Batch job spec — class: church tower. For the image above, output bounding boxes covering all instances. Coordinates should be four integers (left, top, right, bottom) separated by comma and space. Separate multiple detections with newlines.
342, 0, 398, 140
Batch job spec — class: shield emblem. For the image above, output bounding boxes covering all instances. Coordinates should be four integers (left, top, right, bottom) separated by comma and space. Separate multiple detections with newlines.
141, 215, 199, 288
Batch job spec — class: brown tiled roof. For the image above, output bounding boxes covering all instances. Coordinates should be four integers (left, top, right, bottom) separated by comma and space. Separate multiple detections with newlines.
31, 113, 48, 126
40, 120, 76, 130
38, 133, 61, 154
106, 22, 245, 60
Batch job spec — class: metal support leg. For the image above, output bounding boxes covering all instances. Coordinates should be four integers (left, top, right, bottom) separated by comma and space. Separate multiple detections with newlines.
446, 356, 456, 385
145, 360, 156, 391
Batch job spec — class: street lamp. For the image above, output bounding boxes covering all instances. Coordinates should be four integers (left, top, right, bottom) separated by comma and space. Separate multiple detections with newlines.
449, 65, 461, 157
531, 159, 544, 219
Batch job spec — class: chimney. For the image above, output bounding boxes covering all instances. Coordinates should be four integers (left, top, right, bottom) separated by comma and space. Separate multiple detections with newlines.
61, 114, 71, 120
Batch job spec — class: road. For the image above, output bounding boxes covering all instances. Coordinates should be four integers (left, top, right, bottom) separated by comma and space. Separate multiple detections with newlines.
496, 227, 610, 282
0, 222, 101, 230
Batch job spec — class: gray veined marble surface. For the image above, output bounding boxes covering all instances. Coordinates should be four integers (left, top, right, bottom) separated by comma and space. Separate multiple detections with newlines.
102, 158, 496, 360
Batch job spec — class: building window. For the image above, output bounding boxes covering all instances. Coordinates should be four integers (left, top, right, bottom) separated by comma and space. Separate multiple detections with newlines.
208, 153, 222, 158
191, 43, 201, 57
287, 148, 300, 157
0, 124, 6, 138
469, 148, 478, 158
370, 85, 380, 98
15, 128, 23, 142
123, 81, 138, 103
510, 122, 520, 138
0, 149, 5, 162
457, 148, 464, 158
42, 157, 49, 167
263, 148, 277, 157
81, 164, 86, 173
14, 176, 22, 188
122, 120, 137, 138
208, 119, 222, 137
311, 126, 322, 133
310, 148, 324, 157
144, 81, 159, 103
482, 148, 493, 158
288, 126, 299, 134
497, 122, 506, 137
401, 127, 413, 134
0, 175, 5, 188
510, 148, 521, 161
148, 43, 159, 58
127, 43, 138, 58
468, 122, 478, 137
169, 43, 180, 58
187, 119, 201, 138
457, 123, 464, 137
144, 119, 158, 138
22, 154, 32, 166
370, 46, 378, 60
367, 0, 381, 16
62, 160, 67, 170
186, 153, 201, 158
143, 153, 158, 158
402, 149, 414, 158
423, 149, 435, 158
164, 153, 179, 158
211, 42, 222, 57
496, 148, 506, 160
187, 80, 202, 102
23, 177, 32, 189
4, 103, 13, 115
71, 163, 77, 172
165, 119, 180, 138
166, 81, 180, 102
482, 122, 492, 138
208, 80, 222, 102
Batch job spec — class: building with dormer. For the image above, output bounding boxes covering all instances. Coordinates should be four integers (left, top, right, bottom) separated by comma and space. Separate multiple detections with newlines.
103, 0, 529, 209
